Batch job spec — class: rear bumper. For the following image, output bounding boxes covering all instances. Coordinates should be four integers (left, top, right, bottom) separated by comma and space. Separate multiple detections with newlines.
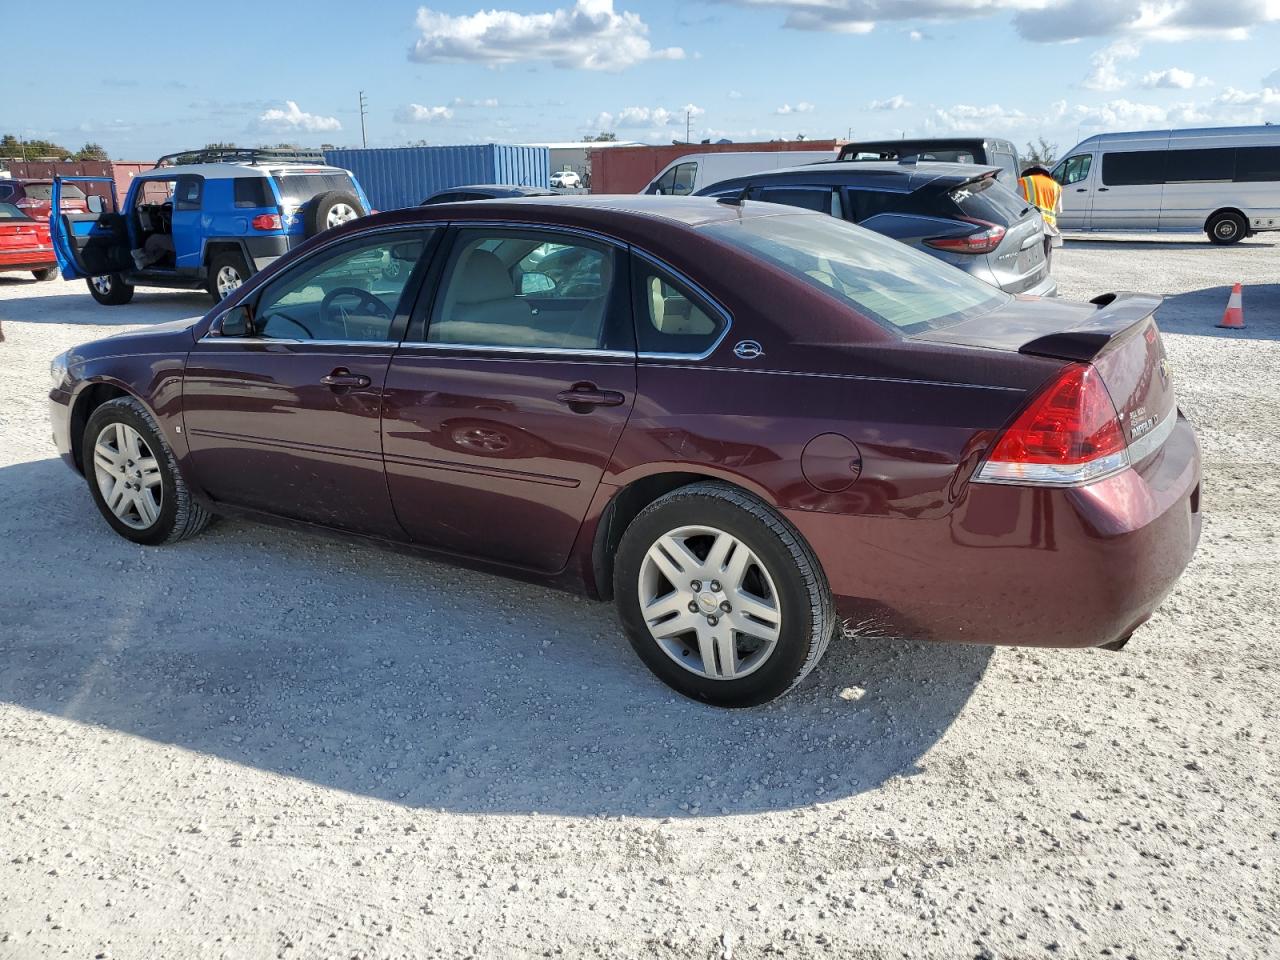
788, 416, 1201, 649
0, 250, 56, 271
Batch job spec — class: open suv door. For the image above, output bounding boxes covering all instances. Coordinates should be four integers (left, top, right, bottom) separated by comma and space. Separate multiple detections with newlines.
51, 177, 130, 280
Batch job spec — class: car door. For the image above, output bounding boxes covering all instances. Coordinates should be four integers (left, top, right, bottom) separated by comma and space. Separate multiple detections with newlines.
182, 226, 437, 538
381, 225, 636, 573
1052, 153, 1096, 229
50, 176, 125, 280
169, 174, 205, 270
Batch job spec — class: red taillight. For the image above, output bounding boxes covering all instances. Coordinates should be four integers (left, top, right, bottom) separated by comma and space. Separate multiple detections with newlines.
251, 213, 281, 231
976, 363, 1128, 486
925, 217, 1006, 254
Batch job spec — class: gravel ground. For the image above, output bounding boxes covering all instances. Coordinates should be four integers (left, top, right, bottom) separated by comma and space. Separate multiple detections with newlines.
1, 235, 1277, 960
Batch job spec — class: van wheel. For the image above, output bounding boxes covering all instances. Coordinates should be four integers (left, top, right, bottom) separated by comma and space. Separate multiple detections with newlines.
1207, 211, 1247, 245
613, 482, 836, 707
87, 273, 134, 305
33, 267, 57, 281
208, 251, 250, 303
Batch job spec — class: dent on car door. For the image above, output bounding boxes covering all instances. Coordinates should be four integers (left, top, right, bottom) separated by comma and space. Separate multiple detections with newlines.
381, 227, 637, 572
182, 227, 436, 537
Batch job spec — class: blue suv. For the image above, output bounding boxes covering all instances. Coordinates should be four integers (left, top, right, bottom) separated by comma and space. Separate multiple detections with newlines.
51, 148, 373, 305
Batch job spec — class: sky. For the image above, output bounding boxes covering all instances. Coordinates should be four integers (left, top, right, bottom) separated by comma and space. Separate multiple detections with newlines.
3, 0, 1280, 161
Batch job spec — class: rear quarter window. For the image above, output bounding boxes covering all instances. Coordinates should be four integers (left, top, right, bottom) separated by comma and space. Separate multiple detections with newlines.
234, 177, 273, 208
949, 177, 1031, 225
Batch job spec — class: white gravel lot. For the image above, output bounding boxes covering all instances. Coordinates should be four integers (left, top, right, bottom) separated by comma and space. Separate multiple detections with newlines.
1, 235, 1277, 960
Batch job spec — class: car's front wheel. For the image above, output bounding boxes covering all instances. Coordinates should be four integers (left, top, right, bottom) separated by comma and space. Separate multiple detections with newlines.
87, 273, 134, 305
613, 482, 836, 707
84, 397, 214, 546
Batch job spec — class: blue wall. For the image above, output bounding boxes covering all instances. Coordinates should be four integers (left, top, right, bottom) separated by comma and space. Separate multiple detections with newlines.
323, 145, 550, 210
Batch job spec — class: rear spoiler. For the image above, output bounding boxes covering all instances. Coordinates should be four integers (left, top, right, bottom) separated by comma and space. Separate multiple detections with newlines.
1020, 292, 1162, 362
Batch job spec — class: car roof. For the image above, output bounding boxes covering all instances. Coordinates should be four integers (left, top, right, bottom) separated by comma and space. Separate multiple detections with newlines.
137, 162, 350, 180
698, 160, 999, 192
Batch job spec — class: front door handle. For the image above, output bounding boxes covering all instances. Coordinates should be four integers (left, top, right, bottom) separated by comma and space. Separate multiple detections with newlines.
1076, 188, 1089, 193
556, 383, 626, 411
321, 369, 371, 389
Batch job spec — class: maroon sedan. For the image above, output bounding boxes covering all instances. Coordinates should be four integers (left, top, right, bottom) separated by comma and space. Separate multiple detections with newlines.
48, 197, 1201, 706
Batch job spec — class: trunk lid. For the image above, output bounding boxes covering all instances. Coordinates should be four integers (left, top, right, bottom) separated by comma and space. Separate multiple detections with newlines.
0, 220, 45, 249
916, 292, 1177, 458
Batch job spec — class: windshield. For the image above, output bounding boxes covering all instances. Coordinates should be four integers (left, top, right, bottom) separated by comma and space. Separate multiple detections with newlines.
271, 172, 356, 206
0, 202, 31, 220
703, 212, 1009, 334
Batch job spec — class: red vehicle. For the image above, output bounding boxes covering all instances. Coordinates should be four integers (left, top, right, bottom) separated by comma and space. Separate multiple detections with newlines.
0, 178, 89, 218
47, 197, 1202, 706
0, 202, 57, 280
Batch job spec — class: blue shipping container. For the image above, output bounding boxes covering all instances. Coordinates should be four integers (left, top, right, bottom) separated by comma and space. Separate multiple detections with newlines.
323, 145, 550, 211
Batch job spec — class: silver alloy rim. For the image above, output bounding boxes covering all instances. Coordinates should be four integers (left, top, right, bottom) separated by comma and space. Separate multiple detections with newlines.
92, 275, 112, 294
326, 203, 358, 228
216, 265, 243, 298
638, 524, 782, 680
93, 422, 163, 530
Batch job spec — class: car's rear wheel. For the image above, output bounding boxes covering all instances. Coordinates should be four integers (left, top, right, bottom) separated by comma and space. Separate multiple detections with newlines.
306, 191, 365, 236
1207, 211, 1247, 245
87, 273, 134, 305
33, 267, 57, 281
84, 397, 213, 546
207, 250, 250, 304
613, 482, 836, 707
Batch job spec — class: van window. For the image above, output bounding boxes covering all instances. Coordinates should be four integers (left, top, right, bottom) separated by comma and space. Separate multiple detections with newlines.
1054, 154, 1092, 186
1165, 148, 1235, 182
992, 152, 1018, 179
1235, 146, 1280, 182
1102, 151, 1167, 186
753, 186, 840, 215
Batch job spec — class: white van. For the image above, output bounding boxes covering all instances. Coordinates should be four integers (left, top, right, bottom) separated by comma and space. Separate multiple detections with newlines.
642, 150, 837, 196
1052, 125, 1280, 244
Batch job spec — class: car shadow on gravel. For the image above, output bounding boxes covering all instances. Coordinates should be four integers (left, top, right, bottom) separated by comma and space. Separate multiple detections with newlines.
0, 277, 210, 326
1157, 283, 1279, 340
0, 457, 991, 817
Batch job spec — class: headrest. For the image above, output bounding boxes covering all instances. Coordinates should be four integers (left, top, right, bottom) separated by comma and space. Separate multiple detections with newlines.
453, 249, 514, 304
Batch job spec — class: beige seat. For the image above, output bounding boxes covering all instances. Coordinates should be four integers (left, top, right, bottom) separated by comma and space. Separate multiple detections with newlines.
647, 276, 715, 336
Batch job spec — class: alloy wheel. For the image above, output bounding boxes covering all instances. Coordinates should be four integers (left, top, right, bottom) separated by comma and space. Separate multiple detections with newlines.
326, 203, 359, 228
93, 422, 163, 530
91, 275, 112, 294
638, 524, 782, 680
216, 265, 243, 299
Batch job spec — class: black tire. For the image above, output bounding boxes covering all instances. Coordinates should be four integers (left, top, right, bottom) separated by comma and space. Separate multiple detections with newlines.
83, 397, 214, 546
304, 190, 365, 237
33, 267, 57, 281
87, 273, 134, 305
613, 482, 836, 707
207, 250, 251, 304
1207, 211, 1247, 245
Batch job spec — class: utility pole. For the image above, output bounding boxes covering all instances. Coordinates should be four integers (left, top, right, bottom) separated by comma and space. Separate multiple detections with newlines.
359, 91, 369, 148
686, 109, 691, 144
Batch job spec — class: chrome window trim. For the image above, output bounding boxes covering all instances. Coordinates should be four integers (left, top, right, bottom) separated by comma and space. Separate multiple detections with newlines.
396, 342, 634, 359
449, 220, 627, 249
631, 248, 734, 362
199, 337, 399, 348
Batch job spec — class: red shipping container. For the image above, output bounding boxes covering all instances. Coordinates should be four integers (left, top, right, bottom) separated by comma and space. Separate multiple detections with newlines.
3, 160, 155, 207
589, 140, 843, 194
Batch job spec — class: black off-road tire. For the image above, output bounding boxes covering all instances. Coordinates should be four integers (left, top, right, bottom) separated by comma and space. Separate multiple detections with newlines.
83, 397, 214, 546
207, 250, 251, 304
87, 273, 134, 305
305, 190, 365, 237
1207, 211, 1247, 245
613, 481, 836, 707
33, 267, 57, 281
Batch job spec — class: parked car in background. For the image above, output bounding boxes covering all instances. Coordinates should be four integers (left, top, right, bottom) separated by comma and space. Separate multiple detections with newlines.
421, 184, 557, 204
0, 201, 57, 280
49, 196, 1199, 706
1051, 125, 1280, 244
837, 138, 1022, 182
50, 147, 372, 306
0, 179, 89, 217
697, 161, 1056, 296
643, 150, 837, 196
550, 170, 582, 189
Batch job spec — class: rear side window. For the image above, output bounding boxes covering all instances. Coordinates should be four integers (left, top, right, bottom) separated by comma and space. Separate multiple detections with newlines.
234, 177, 273, 208
271, 172, 355, 205
845, 188, 907, 223
1165, 148, 1235, 182
949, 177, 1031, 225
1102, 151, 1166, 186
631, 256, 726, 355
1235, 146, 1280, 182
753, 186, 840, 215
0, 184, 12, 200
991, 152, 1018, 179
24, 183, 54, 200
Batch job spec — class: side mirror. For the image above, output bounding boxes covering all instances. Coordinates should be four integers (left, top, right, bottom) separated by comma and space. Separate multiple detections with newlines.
215, 304, 253, 337
520, 272, 555, 295
87, 195, 104, 214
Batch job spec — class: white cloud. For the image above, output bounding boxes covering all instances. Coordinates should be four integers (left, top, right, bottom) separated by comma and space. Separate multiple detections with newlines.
592, 102, 704, 130
775, 101, 815, 115
451, 97, 500, 107
409, 0, 684, 71
682, 102, 706, 118
1266, 67, 1280, 87
869, 95, 911, 111
258, 101, 341, 133
1140, 68, 1208, 89
907, 28, 925, 40
1215, 86, 1280, 106
727, 90, 743, 99
1082, 40, 1140, 92
713, 0, 1278, 43
927, 101, 1035, 134
396, 103, 455, 122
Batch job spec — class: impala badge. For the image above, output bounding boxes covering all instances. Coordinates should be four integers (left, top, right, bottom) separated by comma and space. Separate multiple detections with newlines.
734, 340, 764, 360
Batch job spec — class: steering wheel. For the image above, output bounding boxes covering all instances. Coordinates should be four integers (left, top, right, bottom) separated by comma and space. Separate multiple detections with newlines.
320, 287, 391, 334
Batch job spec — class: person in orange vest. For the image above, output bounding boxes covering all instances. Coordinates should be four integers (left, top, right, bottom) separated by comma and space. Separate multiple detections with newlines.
1018, 164, 1063, 271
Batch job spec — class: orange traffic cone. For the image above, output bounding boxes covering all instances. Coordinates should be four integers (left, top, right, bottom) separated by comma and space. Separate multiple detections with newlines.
1217, 283, 1245, 329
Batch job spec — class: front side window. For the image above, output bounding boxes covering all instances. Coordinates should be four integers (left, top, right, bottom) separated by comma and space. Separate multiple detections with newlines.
174, 176, 203, 211
632, 257, 726, 355
1055, 154, 1093, 185
669, 162, 698, 196
703, 212, 1008, 334
254, 230, 429, 342
428, 230, 624, 351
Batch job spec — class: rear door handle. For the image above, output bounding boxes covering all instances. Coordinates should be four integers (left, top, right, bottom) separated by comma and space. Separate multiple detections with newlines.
556, 384, 626, 410
1096, 187, 1110, 192
321, 369, 371, 389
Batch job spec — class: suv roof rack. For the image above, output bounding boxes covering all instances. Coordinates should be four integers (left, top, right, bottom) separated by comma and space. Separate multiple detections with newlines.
155, 147, 328, 168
